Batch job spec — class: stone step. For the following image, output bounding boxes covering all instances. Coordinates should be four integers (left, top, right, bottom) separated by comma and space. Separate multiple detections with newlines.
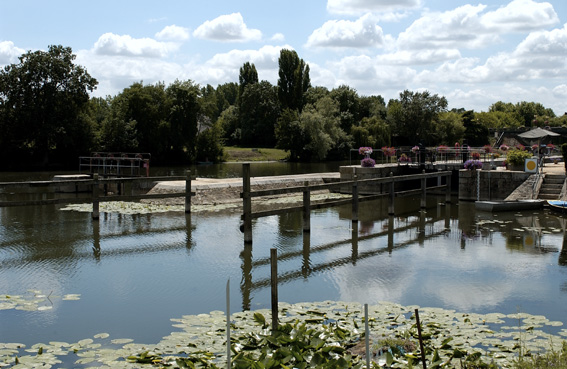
539, 193, 559, 200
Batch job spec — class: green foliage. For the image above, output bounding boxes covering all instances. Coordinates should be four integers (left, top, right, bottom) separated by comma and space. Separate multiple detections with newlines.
514, 341, 567, 369
275, 108, 305, 161
387, 90, 448, 145
463, 110, 489, 146
0, 45, 97, 168
432, 111, 465, 145
507, 149, 533, 166
277, 49, 310, 112
232, 315, 363, 369
196, 121, 224, 163
239, 81, 279, 147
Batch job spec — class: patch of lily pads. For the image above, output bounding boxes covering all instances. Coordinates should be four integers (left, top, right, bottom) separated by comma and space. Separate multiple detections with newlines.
2, 300, 567, 368
0, 290, 80, 312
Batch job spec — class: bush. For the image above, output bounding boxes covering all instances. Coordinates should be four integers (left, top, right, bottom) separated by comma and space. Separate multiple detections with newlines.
507, 149, 532, 166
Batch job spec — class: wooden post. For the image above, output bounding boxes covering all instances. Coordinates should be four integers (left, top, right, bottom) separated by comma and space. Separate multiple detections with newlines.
242, 163, 252, 244
185, 170, 191, 214
302, 181, 310, 232
92, 173, 100, 220
270, 248, 278, 332
445, 172, 452, 204
388, 172, 395, 215
352, 175, 358, 222
421, 170, 427, 209
415, 308, 428, 369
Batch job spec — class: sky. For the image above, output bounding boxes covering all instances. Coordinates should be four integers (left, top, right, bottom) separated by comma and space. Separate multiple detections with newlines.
1, 0, 566, 115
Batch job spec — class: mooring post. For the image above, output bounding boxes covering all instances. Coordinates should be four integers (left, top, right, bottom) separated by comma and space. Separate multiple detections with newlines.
92, 173, 100, 220
445, 172, 452, 204
242, 163, 252, 243
270, 248, 278, 332
388, 172, 395, 215
421, 170, 427, 209
185, 170, 191, 214
302, 181, 310, 232
352, 175, 358, 222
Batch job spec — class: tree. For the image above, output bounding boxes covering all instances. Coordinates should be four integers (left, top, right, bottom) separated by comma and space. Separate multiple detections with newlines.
0, 45, 97, 168
166, 80, 201, 162
387, 90, 448, 145
330, 85, 359, 134
239, 81, 279, 147
275, 108, 304, 161
462, 110, 488, 146
432, 112, 465, 145
238, 62, 258, 102
277, 49, 310, 112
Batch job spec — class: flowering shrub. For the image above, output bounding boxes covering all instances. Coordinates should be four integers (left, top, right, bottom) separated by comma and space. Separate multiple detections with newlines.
547, 143, 555, 151
411, 145, 420, 153
531, 144, 539, 152
516, 144, 525, 151
499, 144, 509, 152
361, 157, 376, 167
464, 160, 483, 170
471, 151, 481, 160
381, 146, 396, 157
483, 145, 493, 153
507, 149, 532, 166
358, 147, 373, 156
398, 153, 411, 163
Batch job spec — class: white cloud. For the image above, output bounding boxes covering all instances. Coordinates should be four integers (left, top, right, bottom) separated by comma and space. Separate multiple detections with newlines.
553, 84, 567, 99
193, 13, 262, 42
481, 0, 559, 32
155, 25, 190, 41
327, 0, 421, 15
271, 33, 285, 42
378, 49, 461, 65
515, 23, 567, 57
397, 4, 500, 50
305, 13, 384, 48
0, 41, 25, 65
93, 33, 174, 58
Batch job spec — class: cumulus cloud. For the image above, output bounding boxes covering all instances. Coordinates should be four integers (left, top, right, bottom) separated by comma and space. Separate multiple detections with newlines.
193, 13, 262, 42
397, 4, 499, 50
481, 0, 559, 32
553, 84, 567, 99
327, 0, 421, 15
0, 41, 25, 65
305, 13, 384, 48
93, 33, 174, 58
271, 33, 285, 42
155, 25, 190, 41
378, 49, 461, 66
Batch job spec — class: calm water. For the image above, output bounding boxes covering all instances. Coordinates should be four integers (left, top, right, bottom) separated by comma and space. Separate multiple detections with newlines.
1, 163, 567, 348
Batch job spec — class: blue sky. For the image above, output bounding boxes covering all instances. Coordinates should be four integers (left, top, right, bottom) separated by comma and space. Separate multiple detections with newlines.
1, 0, 566, 115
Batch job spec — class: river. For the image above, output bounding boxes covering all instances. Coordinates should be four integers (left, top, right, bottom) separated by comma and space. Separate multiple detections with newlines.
1, 162, 567, 350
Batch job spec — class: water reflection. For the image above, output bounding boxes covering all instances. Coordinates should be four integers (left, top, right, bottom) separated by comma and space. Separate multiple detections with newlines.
2, 195, 567, 347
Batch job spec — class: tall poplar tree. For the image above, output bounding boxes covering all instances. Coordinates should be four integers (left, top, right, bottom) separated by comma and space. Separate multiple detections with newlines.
277, 49, 310, 112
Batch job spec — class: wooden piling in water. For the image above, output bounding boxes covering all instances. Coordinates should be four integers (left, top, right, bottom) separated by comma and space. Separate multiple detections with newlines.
388, 172, 395, 215
421, 170, 427, 209
185, 170, 191, 213
242, 163, 252, 243
92, 173, 100, 220
302, 181, 310, 232
270, 248, 278, 332
351, 175, 358, 222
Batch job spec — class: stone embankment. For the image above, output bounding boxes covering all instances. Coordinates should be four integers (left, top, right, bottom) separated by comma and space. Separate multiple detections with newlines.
147, 173, 341, 206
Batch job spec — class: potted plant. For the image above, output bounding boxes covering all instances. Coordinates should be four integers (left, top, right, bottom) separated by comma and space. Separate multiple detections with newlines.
506, 149, 532, 171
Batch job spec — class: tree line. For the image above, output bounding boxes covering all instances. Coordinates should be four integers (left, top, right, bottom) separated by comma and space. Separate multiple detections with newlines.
0, 45, 565, 170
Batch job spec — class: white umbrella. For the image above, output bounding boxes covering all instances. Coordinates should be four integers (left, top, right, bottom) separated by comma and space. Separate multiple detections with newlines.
517, 127, 560, 162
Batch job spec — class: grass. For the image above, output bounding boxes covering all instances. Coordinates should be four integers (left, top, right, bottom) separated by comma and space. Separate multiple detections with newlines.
223, 146, 288, 162
514, 341, 567, 368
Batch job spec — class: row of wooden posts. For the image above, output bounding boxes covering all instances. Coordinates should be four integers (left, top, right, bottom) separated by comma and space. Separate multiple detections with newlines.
240, 163, 452, 244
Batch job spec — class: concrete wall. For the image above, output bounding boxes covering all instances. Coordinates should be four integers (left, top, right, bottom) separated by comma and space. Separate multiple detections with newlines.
458, 169, 531, 201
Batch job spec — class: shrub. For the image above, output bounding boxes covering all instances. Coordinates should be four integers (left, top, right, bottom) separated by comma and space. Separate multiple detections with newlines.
361, 157, 376, 167
507, 149, 532, 166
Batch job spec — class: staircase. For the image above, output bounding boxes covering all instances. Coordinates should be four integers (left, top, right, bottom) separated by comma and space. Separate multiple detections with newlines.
538, 174, 566, 200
